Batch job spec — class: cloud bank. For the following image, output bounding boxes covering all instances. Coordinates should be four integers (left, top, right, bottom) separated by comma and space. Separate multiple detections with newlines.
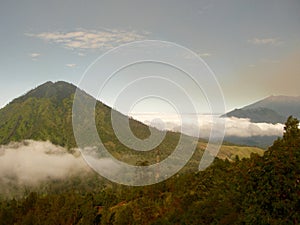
131, 114, 284, 138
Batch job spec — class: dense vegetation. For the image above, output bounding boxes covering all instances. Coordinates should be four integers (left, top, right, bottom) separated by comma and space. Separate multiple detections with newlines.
0, 116, 299, 224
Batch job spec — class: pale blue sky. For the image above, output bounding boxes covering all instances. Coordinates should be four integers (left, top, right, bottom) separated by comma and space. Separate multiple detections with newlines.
0, 0, 299, 112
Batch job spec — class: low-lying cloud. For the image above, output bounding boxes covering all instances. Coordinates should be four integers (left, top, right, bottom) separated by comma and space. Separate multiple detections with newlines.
131, 114, 284, 138
223, 117, 284, 137
0, 140, 89, 187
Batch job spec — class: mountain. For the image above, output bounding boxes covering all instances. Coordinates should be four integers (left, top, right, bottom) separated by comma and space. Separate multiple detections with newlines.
0, 81, 165, 164
0, 81, 153, 148
223, 107, 286, 124
223, 95, 300, 124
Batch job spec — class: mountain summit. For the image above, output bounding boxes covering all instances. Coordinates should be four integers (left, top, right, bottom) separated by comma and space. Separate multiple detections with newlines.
11, 81, 77, 104
0, 81, 82, 147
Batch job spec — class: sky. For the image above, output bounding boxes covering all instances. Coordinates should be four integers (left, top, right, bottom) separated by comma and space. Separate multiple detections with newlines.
0, 0, 300, 114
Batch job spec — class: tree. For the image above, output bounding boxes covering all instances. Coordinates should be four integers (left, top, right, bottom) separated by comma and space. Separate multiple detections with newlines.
283, 116, 300, 143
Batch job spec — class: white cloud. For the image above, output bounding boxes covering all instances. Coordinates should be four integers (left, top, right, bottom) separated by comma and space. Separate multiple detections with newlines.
248, 37, 282, 46
29, 52, 41, 60
26, 29, 148, 50
66, 63, 76, 68
198, 53, 212, 57
222, 117, 284, 137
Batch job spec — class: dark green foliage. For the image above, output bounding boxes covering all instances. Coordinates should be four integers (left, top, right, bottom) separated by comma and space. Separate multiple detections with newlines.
0, 117, 299, 224
239, 116, 300, 224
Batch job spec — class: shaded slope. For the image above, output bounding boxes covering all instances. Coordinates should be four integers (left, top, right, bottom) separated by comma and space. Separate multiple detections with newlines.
223, 107, 285, 124
223, 95, 300, 124
244, 95, 300, 118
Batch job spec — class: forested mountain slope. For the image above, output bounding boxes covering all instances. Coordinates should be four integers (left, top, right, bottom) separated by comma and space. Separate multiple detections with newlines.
0, 116, 299, 224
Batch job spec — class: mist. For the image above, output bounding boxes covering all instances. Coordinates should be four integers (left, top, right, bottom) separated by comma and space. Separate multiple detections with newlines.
223, 117, 284, 137
0, 140, 90, 187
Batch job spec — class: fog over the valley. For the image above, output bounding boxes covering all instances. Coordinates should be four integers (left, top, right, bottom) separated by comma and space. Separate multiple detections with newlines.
0, 140, 90, 187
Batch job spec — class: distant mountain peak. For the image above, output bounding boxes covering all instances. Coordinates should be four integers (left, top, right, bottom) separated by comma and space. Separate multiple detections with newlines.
224, 95, 300, 124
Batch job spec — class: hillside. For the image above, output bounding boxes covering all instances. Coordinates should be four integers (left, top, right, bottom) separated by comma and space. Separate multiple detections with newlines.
223, 95, 300, 124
